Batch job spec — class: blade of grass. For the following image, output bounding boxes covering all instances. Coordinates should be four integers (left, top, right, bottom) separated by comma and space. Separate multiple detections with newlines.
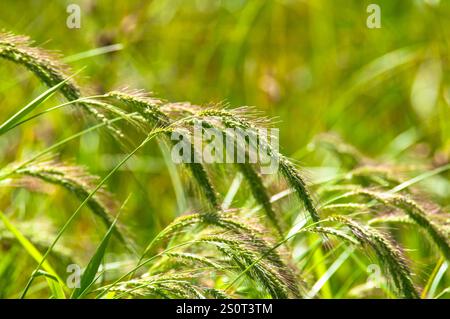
308, 239, 333, 298
434, 288, 450, 299
425, 258, 448, 299
20, 128, 166, 298
158, 140, 187, 214
222, 172, 243, 210
0, 115, 129, 181
306, 247, 354, 299
6, 95, 105, 131
422, 257, 445, 298
322, 163, 450, 207
387, 163, 450, 194
0, 210, 66, 298
63, 44, 124, 63
0, 71, 81, 135
72, 195, 131, 298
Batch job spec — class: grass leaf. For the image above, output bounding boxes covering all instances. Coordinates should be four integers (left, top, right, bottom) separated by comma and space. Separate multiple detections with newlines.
0, 211, 66, 298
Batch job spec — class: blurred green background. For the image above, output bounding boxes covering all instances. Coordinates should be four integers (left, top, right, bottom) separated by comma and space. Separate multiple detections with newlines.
0, 0, 449, 298
1, 0, 449, 153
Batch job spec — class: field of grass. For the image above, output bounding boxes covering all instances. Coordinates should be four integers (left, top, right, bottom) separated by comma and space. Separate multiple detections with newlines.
0, 0, 448, 299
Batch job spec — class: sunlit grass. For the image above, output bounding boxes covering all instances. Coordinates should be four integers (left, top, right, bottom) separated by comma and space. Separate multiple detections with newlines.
0, 1, 448, 299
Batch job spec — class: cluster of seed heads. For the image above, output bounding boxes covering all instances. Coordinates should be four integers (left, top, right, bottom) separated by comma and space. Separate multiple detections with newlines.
0, 31, 448, 299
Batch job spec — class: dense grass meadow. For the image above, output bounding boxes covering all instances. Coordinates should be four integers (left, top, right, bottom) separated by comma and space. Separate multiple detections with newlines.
0, 1, 449, 299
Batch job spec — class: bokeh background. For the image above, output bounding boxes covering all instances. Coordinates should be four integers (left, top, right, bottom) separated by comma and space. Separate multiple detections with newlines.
0, 0, 449, 298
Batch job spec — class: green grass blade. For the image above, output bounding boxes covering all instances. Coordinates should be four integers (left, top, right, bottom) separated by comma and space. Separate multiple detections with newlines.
424, 259, 448, 299
63, 44, 124, 63
306, 248, 354, 299
71, 207, 123, 298
20, 128, 166, 298
0, 71, 79, 135
72, 195, 131, 298
158, 140, 187, 214
0, 211, 66, 298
